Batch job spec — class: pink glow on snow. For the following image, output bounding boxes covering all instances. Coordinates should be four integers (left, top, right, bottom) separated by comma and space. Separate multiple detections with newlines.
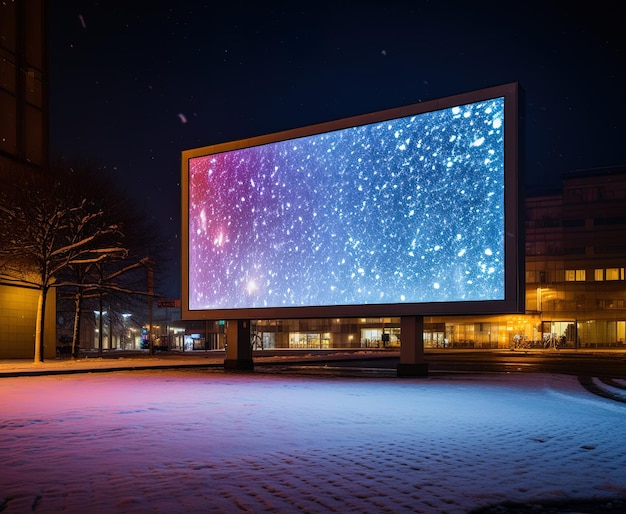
1, 369, 626, 512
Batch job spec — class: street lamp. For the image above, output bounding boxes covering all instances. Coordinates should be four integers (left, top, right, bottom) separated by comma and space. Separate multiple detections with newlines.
122, 313, 131, 350
94, 310, 107, 355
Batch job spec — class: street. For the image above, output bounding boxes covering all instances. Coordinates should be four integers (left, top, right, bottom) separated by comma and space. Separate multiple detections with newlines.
255, 349, 626, 379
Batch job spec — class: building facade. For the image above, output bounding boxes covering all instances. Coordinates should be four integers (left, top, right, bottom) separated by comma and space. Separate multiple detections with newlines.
524, 166, 626, 348
0, 0, 47, 168
0, 1, 56, 359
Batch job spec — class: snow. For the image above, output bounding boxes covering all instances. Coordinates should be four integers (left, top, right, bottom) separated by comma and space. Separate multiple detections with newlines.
1, 357, 626, 513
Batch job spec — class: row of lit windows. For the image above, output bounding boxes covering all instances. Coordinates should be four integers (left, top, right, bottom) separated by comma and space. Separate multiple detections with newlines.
566, 268, 626, 282
596, 299, 625, 309
527, 268, 626, 283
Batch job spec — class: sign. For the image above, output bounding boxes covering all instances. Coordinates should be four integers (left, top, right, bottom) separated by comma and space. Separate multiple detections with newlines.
157, 299, 181, 308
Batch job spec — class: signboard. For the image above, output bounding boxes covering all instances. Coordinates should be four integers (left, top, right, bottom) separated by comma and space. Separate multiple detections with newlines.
182, 83, 523, 320
157, 299, 181, 308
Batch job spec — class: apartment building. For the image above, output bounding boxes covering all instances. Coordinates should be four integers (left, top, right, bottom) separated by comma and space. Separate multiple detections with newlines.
523, 166, 626, 348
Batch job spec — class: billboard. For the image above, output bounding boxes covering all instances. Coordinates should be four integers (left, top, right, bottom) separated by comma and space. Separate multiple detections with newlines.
182, 83, 523, 320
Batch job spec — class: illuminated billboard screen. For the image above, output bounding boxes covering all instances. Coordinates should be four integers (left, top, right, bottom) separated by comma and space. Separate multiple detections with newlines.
182, 83, 523, 320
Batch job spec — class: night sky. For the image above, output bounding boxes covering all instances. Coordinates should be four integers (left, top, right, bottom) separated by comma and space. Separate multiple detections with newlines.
48, 2, 626, 299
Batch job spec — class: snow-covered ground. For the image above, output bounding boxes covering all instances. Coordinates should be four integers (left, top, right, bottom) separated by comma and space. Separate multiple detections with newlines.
1, 361, 626, 513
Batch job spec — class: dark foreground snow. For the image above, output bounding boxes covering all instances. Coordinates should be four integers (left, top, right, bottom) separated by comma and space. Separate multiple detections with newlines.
1, 368, 626, 513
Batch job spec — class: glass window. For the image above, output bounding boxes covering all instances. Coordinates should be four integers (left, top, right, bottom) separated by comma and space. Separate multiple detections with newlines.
0, 89, 16, 155
565, 270, 586, 281
606, 268, 624, 281
24, 104, 43, 165
0, 48, 17, 93
595, 269, 604, 281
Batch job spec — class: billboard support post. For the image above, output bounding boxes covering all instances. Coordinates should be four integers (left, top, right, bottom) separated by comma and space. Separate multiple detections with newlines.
397, 315, 428, 377
224, 319, 253, 371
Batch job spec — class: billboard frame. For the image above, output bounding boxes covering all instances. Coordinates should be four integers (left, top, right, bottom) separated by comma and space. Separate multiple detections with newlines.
181, 82, 524, 320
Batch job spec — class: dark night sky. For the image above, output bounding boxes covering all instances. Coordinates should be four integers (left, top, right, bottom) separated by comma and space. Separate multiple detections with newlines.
48, 1, 626, 298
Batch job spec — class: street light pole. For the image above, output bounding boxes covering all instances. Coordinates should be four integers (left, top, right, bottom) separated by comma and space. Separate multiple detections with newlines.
98, 293, 103, 357
146, 259, 154, 355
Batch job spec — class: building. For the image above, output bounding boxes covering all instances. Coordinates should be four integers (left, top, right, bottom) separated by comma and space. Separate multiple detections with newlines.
0, 1, 47, 168
524, 166, 626, 348
0, 1, 56, 359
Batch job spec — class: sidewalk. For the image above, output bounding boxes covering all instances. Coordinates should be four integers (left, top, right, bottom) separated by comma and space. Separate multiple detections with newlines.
2, 347, 625, 378
0, 349, 398, 377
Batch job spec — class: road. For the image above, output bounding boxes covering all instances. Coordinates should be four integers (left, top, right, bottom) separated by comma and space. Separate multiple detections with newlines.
256, 350, 626, 378
427, 350, 626, 377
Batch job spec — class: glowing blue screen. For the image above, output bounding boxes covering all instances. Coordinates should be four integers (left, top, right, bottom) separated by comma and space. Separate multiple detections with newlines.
188, 97, 505, 310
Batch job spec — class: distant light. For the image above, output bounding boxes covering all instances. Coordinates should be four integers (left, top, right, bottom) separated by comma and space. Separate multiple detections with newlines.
178, 113, 187, 123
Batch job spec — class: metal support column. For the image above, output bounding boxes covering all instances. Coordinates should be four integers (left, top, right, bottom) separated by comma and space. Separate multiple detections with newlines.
397, 315, 429, 377
224, 319, 254, 371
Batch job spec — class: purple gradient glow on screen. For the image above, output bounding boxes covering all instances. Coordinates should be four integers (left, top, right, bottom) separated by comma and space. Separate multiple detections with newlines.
187, 97, 506, 312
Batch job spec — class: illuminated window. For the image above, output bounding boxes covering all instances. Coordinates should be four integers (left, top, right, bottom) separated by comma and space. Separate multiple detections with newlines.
598, 299, 625, 309
606, 268, 624, 281
525, 271, 537, 283
595, 269, 604, 281
565, 269, 586, 281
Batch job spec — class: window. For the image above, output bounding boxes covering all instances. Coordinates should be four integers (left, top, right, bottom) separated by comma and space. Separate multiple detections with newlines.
565, 187, 598, 203
529, 241, 545, 256
596, 245, 626, 254
564, 247, 585, 255
594, 216, 626, 226
599, 188, 626, 201
597, 299, 626, 309
595, 269, 604, 281
565, 269, 586, 282
563, 219, 584, 227
605, 268, 624, 281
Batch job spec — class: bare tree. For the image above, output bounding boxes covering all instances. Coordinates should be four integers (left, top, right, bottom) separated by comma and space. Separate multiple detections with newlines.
0, 168, 127, 362
54, 162, 163, 357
